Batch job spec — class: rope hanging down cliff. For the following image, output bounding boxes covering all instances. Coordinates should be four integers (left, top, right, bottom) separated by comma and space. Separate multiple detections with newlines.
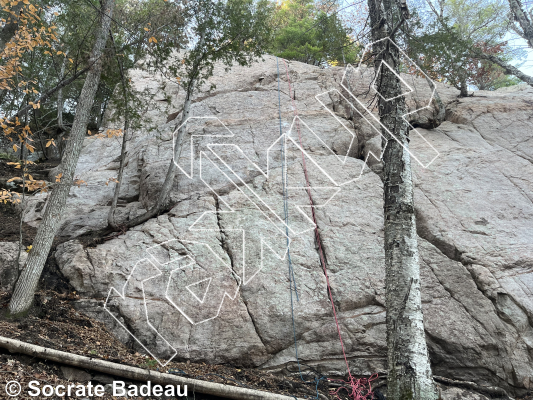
277, 58, 377, 400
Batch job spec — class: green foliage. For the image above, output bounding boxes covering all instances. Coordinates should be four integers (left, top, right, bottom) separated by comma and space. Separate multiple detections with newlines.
139, 358, 158, 369
0, 0, 189, 137
269, 0, 358, 66
167, 0, 275, 94
0, 152, 18, 161
408, 0, 520, 92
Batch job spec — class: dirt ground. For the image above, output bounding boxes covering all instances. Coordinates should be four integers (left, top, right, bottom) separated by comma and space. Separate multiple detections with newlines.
0, 290, 367, 400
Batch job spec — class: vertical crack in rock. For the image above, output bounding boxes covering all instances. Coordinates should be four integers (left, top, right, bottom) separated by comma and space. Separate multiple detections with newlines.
419, 251, 495, 338
213, 194, 268, 351
83, 247, 97, 292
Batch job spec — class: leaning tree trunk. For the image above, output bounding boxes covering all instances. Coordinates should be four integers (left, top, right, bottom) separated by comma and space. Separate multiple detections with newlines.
508, 0, 533, 49
120, 82, 194, 228
368, 0, 438, 399
9, 0, 115, 315
120, 32, 205, 229
108, 32, 131, 230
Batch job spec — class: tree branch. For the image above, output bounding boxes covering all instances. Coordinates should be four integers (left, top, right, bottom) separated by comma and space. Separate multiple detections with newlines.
472, 50, 533, 86
508, 0, 533, 49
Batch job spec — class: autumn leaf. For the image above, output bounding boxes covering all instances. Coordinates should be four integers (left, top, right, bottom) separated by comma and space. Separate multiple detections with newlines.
55, 173, 62, 182
74, 179, 87, 188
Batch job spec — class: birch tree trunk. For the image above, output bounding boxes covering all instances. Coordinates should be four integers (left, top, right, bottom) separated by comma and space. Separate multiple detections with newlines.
9, 0, 115, 315
368, 0, 437, 398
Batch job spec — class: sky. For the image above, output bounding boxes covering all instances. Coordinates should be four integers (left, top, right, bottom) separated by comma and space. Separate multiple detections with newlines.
508, 36, 533, 77
335, 0, 533, 82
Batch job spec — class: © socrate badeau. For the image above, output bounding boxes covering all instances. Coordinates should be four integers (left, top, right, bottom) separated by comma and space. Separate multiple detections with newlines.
26, 381, 187, 397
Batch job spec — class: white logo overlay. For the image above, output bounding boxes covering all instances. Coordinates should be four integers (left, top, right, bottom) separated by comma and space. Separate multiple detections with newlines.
103, 38, 440, 366
5, 381, 21, 397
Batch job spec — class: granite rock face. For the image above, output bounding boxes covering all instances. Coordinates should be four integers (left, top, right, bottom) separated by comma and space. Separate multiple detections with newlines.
0, 241, 27, 292
25, 56, 533, 395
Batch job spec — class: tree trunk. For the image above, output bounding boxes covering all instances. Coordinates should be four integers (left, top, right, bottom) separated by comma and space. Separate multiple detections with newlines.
121, 83, 194, 228
57, 53, 69, 159
57, 54, 68, 131
459, 76, 468, 97
473, 51, 533, 87
7, 64, 92, 124
120, 32, 205, 229
368, 0, 437, 399
9, 0, 116, 315
508, 0, 533, 49
108, 33, 131, 230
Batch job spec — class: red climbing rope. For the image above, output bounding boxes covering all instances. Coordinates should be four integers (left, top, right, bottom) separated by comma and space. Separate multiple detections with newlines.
281, 59, 377, 400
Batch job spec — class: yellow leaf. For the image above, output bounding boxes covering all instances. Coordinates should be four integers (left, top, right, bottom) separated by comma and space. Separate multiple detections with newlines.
69, 58, 73, 63
144, 27, 150, 31
150, 36, 157, 43
13, 144, 17, 152
26, 245, 32, 253
55, 173, 62, 182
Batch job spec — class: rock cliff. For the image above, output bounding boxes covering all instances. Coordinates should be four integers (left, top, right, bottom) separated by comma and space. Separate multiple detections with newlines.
21, 56, 533, 396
